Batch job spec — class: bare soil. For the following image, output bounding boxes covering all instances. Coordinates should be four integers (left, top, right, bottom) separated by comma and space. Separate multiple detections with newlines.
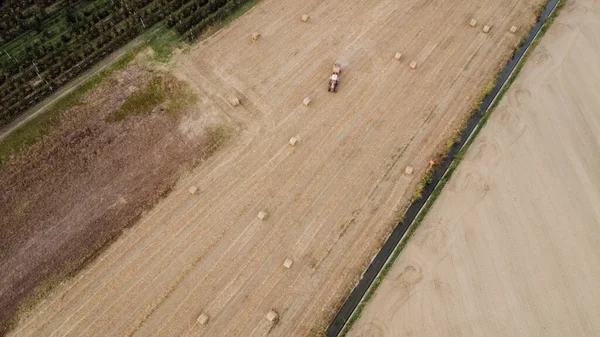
0, 60, 223, 334
7, 0, 546, 336
349, 1, 600, 336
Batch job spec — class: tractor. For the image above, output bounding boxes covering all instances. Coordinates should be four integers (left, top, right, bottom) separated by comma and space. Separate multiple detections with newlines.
328, 63, 342, 92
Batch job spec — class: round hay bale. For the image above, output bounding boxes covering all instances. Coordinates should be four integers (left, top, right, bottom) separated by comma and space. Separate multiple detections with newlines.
197, 313, 209, 325
404, 166, 414, 176
301, 14, 309, 22
230, 97, 240, 107
303, 97, 311, 106
252, 32, 261, 41
394, 52, 402, 61
510, 25, 518, 33
266, 310, 279, 323
257, 211, 268, 220
283, 258, 293, 269
289, 136, 299, 146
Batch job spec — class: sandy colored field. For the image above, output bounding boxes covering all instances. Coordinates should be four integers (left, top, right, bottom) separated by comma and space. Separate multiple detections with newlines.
349, 1, 600, 336
8, 0, 545, 336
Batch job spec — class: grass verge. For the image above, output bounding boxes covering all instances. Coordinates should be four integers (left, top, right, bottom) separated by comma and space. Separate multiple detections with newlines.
338, 1, 565, 335
145, 26, 184, 63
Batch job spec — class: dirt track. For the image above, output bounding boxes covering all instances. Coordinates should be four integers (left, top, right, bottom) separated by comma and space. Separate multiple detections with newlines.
349, 1, 600, 336
8, 0, 545, 336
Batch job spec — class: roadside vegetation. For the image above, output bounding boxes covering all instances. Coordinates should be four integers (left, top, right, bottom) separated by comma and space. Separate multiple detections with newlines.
0, 0, 259, 128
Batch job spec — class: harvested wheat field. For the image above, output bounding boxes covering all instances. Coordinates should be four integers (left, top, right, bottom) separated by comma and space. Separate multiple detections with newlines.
349, 1, 600, 336
8, 0, 547, 336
